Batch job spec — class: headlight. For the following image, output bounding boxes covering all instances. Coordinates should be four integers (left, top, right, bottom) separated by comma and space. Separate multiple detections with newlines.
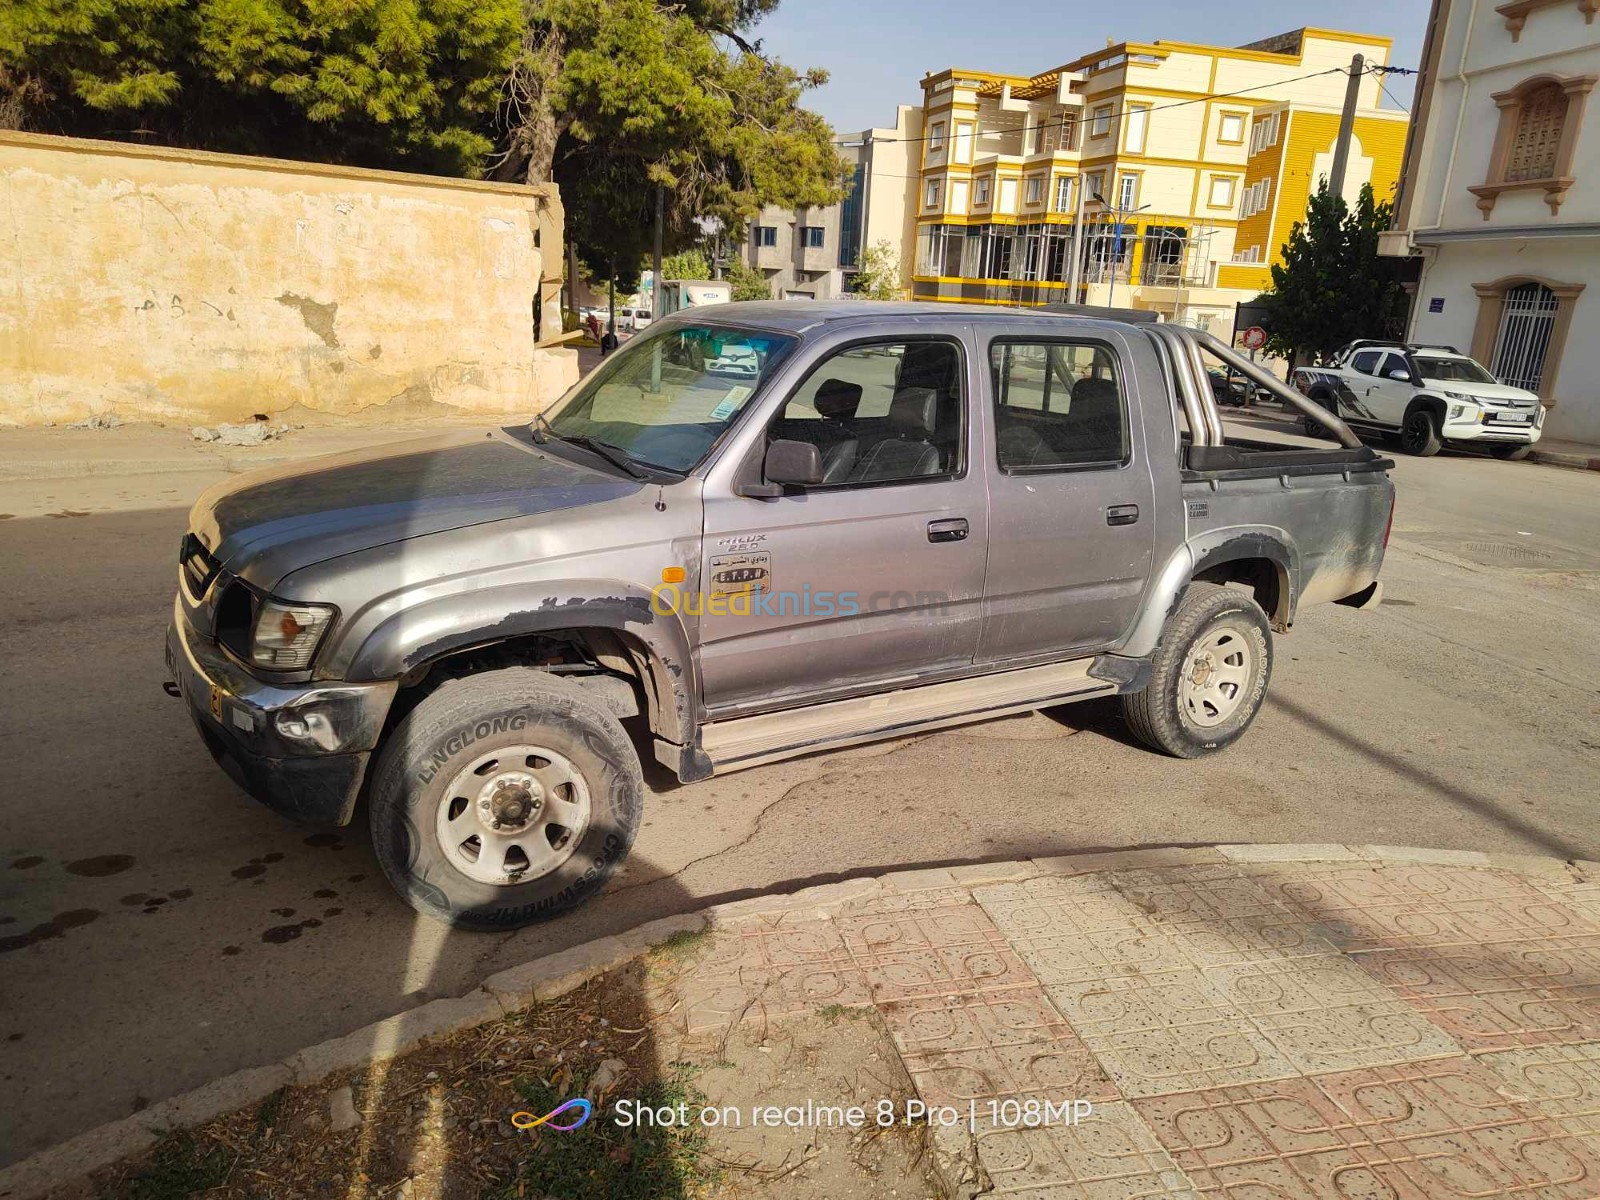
251, 599, 336, 670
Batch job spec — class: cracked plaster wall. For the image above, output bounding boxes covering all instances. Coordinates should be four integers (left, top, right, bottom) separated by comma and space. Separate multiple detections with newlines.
0, 131, 578, 426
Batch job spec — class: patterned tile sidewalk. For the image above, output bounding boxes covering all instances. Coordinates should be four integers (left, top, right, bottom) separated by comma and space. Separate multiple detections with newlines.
666, 846, 1600, 1199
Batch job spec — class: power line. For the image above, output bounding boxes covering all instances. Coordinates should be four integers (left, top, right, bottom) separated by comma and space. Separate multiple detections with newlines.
1364, 64, 1412, 113
833, 65, 1347, 147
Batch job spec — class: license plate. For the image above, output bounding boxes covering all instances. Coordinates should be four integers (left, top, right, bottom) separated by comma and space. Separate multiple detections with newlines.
1492, 412, 1530, 424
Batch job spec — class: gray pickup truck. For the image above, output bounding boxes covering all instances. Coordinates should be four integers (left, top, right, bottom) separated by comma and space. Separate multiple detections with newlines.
166, 303, 1393, 928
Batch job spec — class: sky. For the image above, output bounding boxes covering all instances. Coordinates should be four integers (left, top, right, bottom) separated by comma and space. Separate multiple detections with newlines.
751, 0, 1433, 136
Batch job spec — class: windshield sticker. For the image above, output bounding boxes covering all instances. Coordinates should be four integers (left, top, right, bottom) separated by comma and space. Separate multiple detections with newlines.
709, 551, 771, 598
709, 386, 753, 421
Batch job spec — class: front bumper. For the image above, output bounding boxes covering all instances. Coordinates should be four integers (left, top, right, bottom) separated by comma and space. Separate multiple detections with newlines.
1442, 415, 1542, 444
166, 598, 396, 825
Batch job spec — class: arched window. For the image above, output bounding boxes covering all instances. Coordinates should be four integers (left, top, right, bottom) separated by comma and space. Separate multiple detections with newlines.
1470, 73, 1596, 216
1506, 83, 1565, 181
1470, 276, 1585, 400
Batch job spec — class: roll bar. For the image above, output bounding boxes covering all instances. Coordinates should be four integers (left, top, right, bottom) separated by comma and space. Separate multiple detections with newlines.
1141, 325, 1362, 451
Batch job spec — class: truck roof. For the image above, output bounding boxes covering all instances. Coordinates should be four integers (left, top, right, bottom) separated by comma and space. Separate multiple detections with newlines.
664, 300, 1154, 336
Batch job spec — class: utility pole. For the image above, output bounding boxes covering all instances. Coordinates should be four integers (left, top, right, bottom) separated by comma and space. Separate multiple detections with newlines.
651, 184, 664, 320
1066, 174, 1087, 305
1327, 53, 1365, 203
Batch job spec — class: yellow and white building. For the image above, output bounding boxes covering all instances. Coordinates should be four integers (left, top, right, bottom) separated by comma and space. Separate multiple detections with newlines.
911, 27, 1406, 334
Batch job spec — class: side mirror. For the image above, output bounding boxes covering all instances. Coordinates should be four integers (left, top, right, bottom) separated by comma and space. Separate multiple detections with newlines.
765, 439, 823, 485
1388, 369, 1411, 382
735, 439, 823, 498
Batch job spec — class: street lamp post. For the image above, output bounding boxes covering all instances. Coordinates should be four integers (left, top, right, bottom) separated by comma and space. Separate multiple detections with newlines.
1091, 191, 1150, 309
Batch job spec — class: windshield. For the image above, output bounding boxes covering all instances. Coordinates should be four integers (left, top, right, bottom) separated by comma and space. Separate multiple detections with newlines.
1416, 355, 1497, 385
544, 323, 796, 473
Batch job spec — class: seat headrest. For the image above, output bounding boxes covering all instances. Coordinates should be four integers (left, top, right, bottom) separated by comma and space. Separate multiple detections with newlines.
812, 378, 863, 422
888, 387, 939, 436
1072, 376, 1120, 409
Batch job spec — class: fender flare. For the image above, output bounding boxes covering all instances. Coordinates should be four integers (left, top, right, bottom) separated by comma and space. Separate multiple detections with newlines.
1121, 526, 1299, 657
1405, 393, 1448, 424
345, 579, 696, 747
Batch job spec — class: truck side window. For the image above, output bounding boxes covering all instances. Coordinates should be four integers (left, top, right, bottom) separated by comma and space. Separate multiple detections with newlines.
768, 340, 963, 486
1350, 350, 1384, 376
989, 340, 1129, 469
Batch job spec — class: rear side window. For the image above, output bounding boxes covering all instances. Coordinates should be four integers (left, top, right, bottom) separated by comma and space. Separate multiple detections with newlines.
1350, 350, 1384, 376
989, 341, 1129, 470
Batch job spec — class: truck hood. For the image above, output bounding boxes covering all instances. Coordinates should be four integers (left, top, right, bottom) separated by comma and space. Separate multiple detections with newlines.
1421, 379, 1541, 405
191, 429, 642, 590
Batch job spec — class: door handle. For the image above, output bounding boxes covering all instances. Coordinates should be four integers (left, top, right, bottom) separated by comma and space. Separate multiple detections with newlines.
1106, 504, 1140, 526
928, 518, 969, 543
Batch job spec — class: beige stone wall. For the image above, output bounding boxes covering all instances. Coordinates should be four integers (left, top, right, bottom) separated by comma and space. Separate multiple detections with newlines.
0, 132, 579, 426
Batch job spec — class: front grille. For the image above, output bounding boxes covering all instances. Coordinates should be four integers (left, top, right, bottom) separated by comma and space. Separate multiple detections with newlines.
180, 534, 221, 599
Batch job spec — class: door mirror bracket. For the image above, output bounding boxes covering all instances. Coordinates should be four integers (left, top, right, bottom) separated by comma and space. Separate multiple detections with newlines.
734, 439, 823, 498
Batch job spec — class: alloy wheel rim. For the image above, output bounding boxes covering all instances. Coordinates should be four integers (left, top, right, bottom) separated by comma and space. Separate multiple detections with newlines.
1178, 627, 1254, 728
436, 744, 591, 886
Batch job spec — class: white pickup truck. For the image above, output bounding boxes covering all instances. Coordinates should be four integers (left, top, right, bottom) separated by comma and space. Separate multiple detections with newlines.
1293, 340, 1544, 459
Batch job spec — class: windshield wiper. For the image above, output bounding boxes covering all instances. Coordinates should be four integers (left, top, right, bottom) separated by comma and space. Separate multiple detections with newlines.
531, 411, 554, 444
553, 433, 648, 479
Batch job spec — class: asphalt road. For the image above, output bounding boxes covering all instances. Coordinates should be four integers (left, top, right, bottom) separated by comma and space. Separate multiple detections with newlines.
3, 419, 1599, 1168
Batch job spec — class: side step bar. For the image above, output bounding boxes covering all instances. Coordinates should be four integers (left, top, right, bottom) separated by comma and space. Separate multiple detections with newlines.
700, 658, 1114, 774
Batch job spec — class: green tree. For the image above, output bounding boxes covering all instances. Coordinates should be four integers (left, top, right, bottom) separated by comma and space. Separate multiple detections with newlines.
492, 0, 848, 280
850, 238, 902, 301
1, 0, 848, 270
726, 259, 771, 302
1256, 181, 1407, 363
660, 248, 711, 280
0, 0, 519, 174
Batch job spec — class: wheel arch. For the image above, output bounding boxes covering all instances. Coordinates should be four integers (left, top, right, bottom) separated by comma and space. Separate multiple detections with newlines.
1122, 529, 1298, 657
347, 581, 696, 750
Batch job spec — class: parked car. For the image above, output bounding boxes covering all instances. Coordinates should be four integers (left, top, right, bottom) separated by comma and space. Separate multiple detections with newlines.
1293, 340, 1543, 458
167, 303, 1393, 929
1207, 366, 1250, 407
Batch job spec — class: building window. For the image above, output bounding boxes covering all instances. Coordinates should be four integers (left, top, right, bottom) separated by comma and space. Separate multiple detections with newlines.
1116, 173, 1138, 210
1124, 104, 1149, 154
1084, 171, 1104, 203
975, 176, 992, 206
837, 161, 865, 268
1054, 175, 1074, 212
1025, 176, 1044, 205
1208, 176, 1236, 208
925, 178, 942, 209
1240, 179, 1271, 217
755, 225, 777, 247
953, 121, 974, 164
1249, 112, 1281, 154
1470, 73, 1597, 215
1218, 111, 1246, 144
1231, 246, 1263, 264
802, 226, 825, 249
928, 121, 946, 151
1090, 105, 1113, 138
1470, 275, 1585, 399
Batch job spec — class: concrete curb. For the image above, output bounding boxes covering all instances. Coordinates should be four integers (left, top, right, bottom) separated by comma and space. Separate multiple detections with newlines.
4, 843, 1597, 1199
1529, 447, 1600, 472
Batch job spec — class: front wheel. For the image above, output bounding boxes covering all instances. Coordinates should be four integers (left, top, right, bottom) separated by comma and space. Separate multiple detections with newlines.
368, 669, 643, 929
1400, 409, 1443, 456
1121, 583, 1273, 758
1490, 443, 1533, 461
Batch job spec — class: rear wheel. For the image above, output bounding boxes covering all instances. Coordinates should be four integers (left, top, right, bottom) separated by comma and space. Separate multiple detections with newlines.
368, 669, 642, 929
1400, 409, 1443, 456
1490, 443, 1533, 461
1122, 583, 1273, 758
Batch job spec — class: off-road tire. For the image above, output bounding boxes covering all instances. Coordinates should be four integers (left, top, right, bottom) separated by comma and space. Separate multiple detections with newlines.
1489, 443, 1533, 461
1121, 582, 1273, 758
368, 669, 643, 930
1400, 409, 1443, 457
